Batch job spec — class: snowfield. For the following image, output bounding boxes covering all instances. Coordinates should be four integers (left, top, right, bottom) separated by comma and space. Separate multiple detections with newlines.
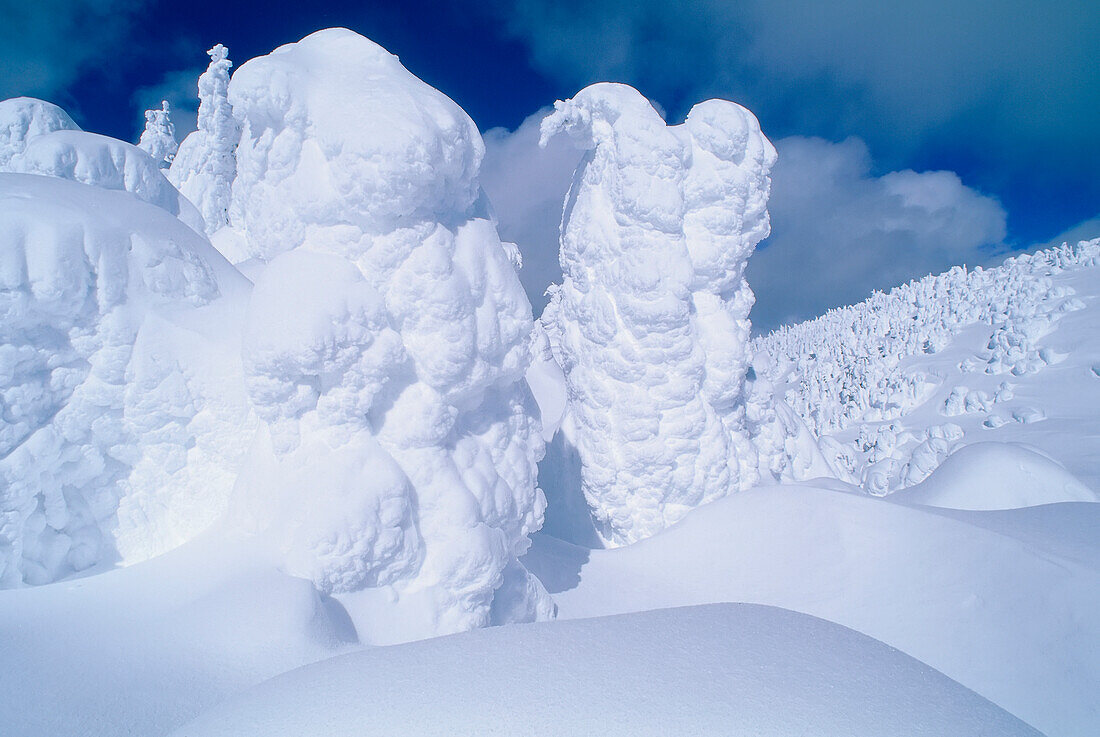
1, 26, 1098, 737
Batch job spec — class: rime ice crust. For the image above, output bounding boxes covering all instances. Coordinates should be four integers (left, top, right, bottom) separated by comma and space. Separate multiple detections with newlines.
0, 174, 251, 587
540, 83, 776, 545
0, 97, 80, 168
225, 29, 551, 638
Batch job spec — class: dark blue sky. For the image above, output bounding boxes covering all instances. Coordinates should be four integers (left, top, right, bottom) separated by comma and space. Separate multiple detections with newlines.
2, 0, 1097, 249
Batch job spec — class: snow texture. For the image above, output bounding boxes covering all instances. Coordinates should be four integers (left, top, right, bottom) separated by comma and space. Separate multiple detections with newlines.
224, 29, 550, 641
540, 83, 776, 545
0, 174, 252, 587
169, 44, 240, 235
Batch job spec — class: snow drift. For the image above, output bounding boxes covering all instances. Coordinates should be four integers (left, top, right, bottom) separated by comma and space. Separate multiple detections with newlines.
174, 603, 1039, 737
540, 83, 776, 545
222, 29, 550, 641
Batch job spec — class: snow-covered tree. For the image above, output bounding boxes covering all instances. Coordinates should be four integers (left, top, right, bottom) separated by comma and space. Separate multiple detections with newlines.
539, 83, 776, 545
169, 43, 240, 235
226, 29, 552, 641
137, 100, 178, 168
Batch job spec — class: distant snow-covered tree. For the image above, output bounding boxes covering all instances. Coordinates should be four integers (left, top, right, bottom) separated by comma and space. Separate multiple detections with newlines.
137, 100, 178, 169
169, 43, 240, 235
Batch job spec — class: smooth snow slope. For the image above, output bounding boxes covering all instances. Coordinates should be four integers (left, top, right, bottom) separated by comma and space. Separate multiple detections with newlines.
0, 527, 353, 737
524, 484, 1100, 736
173, 603, 1037, 737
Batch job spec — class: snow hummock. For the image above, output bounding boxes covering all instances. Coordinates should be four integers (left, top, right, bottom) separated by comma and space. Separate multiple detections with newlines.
0, 174, 251, 586
173, 603, 1038, 737
525, 483, 1100, 736
540, 83, 776, 545
0, 97, 79, 168
222, 28, 550, 642
894, 441, 1099, 510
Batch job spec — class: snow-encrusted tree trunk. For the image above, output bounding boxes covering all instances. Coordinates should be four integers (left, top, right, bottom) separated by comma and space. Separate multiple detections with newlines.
169, 44, 240, 235
137, 100, 178, 169
540, 83, 775, 545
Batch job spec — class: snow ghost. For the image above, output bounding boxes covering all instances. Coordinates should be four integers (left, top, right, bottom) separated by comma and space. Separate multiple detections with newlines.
170, 44, 240, 235
0, 173, 251, 587
137, 100, 179, 169
226, 29, 551, 642
540, 83, 776, 545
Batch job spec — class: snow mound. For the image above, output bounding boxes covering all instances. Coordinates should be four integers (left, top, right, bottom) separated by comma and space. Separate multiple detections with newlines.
0, 174, 252, 587
894, 442, 1099, 510
225, 29, 550, 641
526, 484, 1100, 736
5, 129, 205, 234
173, 603, 1037, 737
0, 97, 79, 168
540, 82, 775, 545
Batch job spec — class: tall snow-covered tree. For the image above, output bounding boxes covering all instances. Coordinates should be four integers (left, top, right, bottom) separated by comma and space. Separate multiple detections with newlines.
540, 83, 776, 546
137, 100, 178, 169
169, 44, 240, 235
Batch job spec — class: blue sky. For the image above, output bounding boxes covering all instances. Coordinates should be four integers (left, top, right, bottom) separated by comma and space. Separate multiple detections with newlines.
2, 0, 1097, 329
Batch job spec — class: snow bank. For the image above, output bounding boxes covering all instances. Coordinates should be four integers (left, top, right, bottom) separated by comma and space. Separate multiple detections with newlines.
540, 83, 775, 545
0, 174, 251, 587
894, 442, 1099, 510
225, 29, 549, 641
174, 603, 1037, 737
527, 484, 1100, 736
0, 97, 79, 168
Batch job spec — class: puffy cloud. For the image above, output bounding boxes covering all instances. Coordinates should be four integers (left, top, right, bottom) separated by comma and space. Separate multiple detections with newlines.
0, 0, 146, 104
747, 136, 1007, 332
482, 116, 1007, 332
484, 0, 1099, 231
481, 109, 583, 315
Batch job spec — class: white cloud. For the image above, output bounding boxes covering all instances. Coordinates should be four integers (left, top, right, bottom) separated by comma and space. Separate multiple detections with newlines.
481, 108, 583, 315
482, 115, 1008, 332
747, 136, 1007, 332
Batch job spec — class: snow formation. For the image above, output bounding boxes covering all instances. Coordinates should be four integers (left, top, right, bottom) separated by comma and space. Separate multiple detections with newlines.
0, 97, 79, 168
169, 44, 240, 235
0, 174, 250, 587
540, 83, 776, 545
223, 29, 550, 641
137, 100, 179, 169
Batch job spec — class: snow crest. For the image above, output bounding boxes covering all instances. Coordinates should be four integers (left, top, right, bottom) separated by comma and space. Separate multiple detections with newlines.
540, 83, 775, 545
225, 29, 551, 640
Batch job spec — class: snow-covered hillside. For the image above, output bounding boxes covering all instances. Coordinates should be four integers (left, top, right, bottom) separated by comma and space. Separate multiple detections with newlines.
0, 25, 1097, 737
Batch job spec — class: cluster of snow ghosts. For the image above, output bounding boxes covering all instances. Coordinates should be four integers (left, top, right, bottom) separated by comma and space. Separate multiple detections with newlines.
216, 29, 550, 641
540, 83, 776, 546
755, 238, 1100, 493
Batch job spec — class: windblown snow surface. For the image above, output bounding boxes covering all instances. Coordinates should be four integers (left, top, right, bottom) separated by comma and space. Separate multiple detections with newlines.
1, 27, 1099, 737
